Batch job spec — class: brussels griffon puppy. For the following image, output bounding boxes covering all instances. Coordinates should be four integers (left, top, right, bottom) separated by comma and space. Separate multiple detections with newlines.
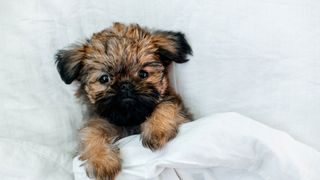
55, 23, 192, 180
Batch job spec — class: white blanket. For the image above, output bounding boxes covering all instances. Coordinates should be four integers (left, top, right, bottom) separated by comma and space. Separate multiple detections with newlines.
73, 113, 320, 180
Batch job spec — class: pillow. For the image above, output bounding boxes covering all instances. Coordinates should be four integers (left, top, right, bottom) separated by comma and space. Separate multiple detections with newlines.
171, 0, 320, 151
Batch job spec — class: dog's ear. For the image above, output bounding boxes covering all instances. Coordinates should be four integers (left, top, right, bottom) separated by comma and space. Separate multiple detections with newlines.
55, 45, 85, 84
152, 31, 192, 66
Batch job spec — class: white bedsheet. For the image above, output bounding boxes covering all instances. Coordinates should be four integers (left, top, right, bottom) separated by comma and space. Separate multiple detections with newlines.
0, 139, 73, 180
73, 113, 320, 180
1, 0, 320, 179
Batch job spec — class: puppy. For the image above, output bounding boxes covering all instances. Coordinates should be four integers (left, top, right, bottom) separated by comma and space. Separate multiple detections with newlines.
55, 23, 192, 180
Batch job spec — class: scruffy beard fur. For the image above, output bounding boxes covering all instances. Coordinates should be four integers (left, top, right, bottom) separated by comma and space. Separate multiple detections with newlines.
55, 22, 192, 180
95, 83, 159, 127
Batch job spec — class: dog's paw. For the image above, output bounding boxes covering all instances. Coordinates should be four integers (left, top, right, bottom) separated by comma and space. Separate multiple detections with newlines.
81, 147, 121, 180
141, 127, 178, 151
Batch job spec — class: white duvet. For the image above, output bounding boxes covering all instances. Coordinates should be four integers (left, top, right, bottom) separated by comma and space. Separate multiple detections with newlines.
73, 113, 320, 180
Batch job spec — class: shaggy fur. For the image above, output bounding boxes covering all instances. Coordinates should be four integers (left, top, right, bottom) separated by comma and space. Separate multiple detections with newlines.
55, 22, 192, 180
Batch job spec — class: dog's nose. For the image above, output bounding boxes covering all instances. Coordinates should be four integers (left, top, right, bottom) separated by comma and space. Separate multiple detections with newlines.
120, 82, 134, 92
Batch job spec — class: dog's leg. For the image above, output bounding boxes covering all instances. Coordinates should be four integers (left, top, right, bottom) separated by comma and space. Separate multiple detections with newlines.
141, 101, 189, 150
79, 118, 121, 180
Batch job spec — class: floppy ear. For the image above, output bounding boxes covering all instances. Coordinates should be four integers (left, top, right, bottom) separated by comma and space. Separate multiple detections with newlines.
55, 45, 85, 84
152, 31, 192, 66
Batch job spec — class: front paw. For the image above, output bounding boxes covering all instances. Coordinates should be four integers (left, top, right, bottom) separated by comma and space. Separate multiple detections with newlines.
80, 147, 121, 180
141, 127, 178, 151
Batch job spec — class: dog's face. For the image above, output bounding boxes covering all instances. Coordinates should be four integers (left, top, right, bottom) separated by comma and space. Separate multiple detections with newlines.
55, 23, 192, 127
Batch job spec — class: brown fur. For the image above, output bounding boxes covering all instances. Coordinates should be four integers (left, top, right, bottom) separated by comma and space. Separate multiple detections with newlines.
55, 23, 192, 180
79, 119, 122, 180
141, 99, 189, 150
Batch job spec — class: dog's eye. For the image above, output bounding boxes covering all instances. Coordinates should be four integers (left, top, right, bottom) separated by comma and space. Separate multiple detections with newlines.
99, 74, 110, 83
138, 70, 149, 79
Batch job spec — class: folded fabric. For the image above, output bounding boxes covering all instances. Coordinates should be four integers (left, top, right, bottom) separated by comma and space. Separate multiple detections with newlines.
73, 112, 320, 180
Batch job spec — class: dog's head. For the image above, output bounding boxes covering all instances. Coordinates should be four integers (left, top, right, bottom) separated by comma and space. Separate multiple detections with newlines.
55, 23, 192, 127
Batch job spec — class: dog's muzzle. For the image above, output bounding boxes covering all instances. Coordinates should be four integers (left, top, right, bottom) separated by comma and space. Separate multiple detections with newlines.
118, 82, 135, 102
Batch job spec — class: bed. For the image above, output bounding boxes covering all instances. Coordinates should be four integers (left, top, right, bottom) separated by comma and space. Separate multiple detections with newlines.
1, 0, 320, 179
